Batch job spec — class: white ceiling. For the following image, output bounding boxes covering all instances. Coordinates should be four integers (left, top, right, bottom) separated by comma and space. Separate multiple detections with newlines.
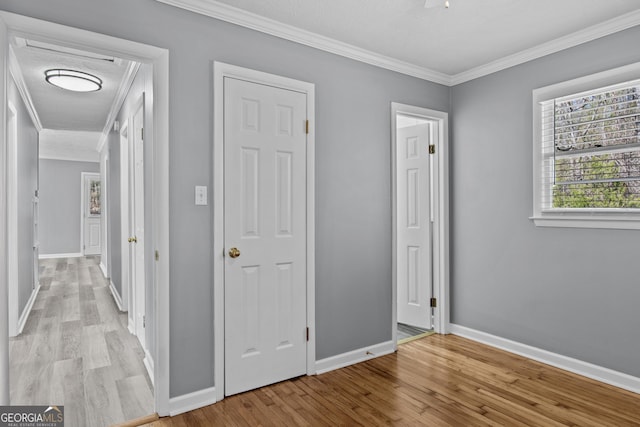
9, 38, 136, 159
159, 0, 640, 84
39, 130, 102, 162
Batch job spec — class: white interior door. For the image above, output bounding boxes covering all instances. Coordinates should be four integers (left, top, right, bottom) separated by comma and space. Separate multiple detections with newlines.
397, 122, 433, 330
130, 96, 146, 348
82, 172, 101, 256
224, 77, 307, 396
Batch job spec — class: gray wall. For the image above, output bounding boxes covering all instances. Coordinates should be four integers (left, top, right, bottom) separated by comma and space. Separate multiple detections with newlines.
450, 26, 640, 377
0, 0, 450, 397
39, 159, 99, 255
9, 76, 38, 316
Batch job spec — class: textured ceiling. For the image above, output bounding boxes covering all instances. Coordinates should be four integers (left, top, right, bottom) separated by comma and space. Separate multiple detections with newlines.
209, 0, 640, 76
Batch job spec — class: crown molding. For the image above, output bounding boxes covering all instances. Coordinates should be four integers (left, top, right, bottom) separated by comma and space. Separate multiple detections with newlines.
156, 0, 640, 87
8, 46, 43, 131
155, 0, 451, 85
451, 9, 640, 85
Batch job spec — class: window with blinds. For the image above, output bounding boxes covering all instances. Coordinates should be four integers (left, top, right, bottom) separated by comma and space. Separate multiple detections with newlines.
532, 63, 640, 229
540, 80, 640, 210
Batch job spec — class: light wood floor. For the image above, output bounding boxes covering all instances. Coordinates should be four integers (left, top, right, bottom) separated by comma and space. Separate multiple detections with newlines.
9, 257, 154, 427
140, 334, 640, 426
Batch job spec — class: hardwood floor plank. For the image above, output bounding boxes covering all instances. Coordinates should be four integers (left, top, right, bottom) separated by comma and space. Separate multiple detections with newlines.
61, 358, 86, 427
112, 413, 160, 427
56, 320, 82, 361
141, 334, 640, 427
79, 284, 96, 302
95, 287, 123, 331
84, 366, 126, 427
266, 381, 346, 426
116, 375, 155, 421
81, 300, 101, 326
10, 256, 154, 427
105, 330, 147, 380
61, 293, 81, 322
81, 324, 112, 370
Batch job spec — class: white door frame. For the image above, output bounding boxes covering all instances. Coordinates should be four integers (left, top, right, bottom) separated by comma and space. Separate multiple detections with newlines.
130, 94, 146, 349
0, 11, 171, 415
81, 172, 101, 256
213, 62, 316, 401
99, 148, 109, 276
391, 102, 450, 349
6, 101, 18, 338
120, 120, 130, 312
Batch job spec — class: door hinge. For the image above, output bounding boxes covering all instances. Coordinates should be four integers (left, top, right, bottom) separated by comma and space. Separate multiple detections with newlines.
141, 128, 144, 140
429, 144, 436, 154
155, 250, 159, 261
305, 120, 309, 135
430, 297, 437, 308
143, 315, 146, 328
306, 327, 310, 342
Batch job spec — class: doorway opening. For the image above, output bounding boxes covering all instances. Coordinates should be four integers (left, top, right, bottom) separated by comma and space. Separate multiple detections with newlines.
0, 10, 170, 419
391, 103, 449, 349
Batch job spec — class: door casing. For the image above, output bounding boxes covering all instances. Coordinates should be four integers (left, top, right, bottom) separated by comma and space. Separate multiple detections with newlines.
213, 62, 316, 401
0, 14, 8, 404
391, 102, 450, 349
6, 101, 18, 338
99, 150, 109, 276
0, 10, 170, 415
120, 121, 130, 314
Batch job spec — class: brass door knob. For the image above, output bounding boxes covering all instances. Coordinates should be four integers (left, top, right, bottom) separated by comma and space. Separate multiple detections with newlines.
128, 237, 137, 243
228, 247, 241, 258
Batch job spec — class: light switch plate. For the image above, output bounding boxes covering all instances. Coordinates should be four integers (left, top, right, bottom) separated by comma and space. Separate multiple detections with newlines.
195, 186, 207, 205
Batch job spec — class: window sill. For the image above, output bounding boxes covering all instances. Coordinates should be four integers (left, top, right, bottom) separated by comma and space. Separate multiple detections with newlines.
530, 215, 640, 230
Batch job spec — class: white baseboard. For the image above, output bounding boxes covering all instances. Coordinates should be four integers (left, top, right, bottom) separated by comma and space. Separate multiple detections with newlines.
109, 280, 124, 312
39, 252, 82, 259
143, 349, 155, 386
14, 284, 40, 336
449, 324, 640, 395
99, 261, 108, 278
128, 317, 135, 335
315, 340, 395, 375
166, 341, 394, 415
169, 386, 217, 416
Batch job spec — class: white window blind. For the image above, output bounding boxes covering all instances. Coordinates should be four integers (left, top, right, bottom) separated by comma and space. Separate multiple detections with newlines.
540, 80, 640, 210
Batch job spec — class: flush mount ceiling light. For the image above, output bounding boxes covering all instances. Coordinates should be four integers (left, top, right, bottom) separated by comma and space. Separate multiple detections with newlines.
45, 69, 102, 92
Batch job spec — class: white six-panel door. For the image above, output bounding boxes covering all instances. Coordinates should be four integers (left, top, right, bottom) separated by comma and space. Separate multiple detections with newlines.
82, 172, 101, 256
224, 77, 307, 396
397, 123, 433, 329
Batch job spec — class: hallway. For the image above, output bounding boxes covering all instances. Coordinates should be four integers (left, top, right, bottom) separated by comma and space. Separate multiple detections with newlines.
9, 256, 154, 427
